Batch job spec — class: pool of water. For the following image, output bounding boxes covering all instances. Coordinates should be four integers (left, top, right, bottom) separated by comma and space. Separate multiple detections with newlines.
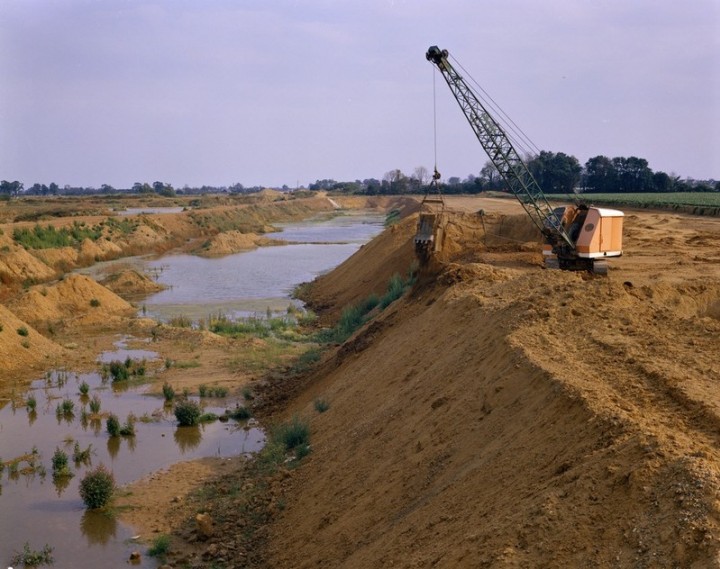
1, 213, 385, 566
117, 207, 185, 216
0, 339, 263, 568
142, 213, 384, 321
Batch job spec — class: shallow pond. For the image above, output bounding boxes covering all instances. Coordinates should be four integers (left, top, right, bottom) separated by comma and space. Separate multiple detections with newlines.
2, 213, 385, 566
0, 340, 263, 567
142, 213, 384, 321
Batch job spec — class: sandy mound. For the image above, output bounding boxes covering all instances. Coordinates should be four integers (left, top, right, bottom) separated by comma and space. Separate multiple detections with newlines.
0, 247, 57, 284
100, 269, 165, 296
0, 304, 64, 381
265, 204, 720, 568
31, 246, 80, 271
78, 237, 123, 263
197, 231, 278, 257
9, 274, 135, 327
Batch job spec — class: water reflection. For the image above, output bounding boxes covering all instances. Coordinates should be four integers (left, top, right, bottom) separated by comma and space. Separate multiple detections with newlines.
80, 510, 118, 546
174, 425, 202, 453
52, 474, 72, 497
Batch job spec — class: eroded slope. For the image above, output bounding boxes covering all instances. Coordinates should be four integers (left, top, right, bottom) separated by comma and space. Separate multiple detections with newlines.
268, 204, 720, 568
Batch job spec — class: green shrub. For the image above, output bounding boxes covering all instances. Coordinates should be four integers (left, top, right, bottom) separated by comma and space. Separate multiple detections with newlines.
379, 273, 406, 309
174, 399, 201, 426
148, 534, 171, 559
56, 398, 75, 417
273, 416, 310, 451
228, 405, 252, 420
79, 380, 90, 395
79, 464, 115, 509
106, 414, 121, 437
73, 442, 92, 465
198, 384, 208, 397
52, 448, 73, 478
26, 395, 37, 411
162, 382, 175, 402
89, 298, 101, 307
119, 415, 136, 436
17, 326, 29, 337
89, 395, 101, 414
314, 398, 330, 413
10, 542, 54, 567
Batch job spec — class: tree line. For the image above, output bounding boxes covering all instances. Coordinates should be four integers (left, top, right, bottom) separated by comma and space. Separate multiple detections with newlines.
2, 151, 718, 198
310, 153, 718, 196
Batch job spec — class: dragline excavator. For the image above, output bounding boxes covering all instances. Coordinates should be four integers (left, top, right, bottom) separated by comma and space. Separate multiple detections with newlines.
419, 46, 624, 274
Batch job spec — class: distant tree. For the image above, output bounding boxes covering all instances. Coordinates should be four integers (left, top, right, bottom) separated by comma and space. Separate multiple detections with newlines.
362, 178, 381, 195
613, 156, 653, 192
479, 161, 503, 191
583, 155, 617, 193
651, 171, 672, 192
412, 166, 430, 187
132, 182, 153, 194
0, 180, 23, 197
383, 169, 408, 194
527, 151, 581, 194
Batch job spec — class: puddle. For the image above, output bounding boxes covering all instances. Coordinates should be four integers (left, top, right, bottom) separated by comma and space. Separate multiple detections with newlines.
0, 339, 263, 567
116, 207, 185, 216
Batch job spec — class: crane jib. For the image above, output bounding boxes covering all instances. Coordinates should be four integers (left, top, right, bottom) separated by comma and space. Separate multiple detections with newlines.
425, 46, 574, 249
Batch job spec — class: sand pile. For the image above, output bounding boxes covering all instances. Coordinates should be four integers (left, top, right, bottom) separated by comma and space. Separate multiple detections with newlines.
9, 274, 135, 327
100, 269, 165, 296
0, 247, 57, 284
266, 206, 720, 568
196, 231, 278, 257
0, 304, 64, 381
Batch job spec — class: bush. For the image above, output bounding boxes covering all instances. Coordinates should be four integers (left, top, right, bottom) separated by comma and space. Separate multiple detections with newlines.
89, 395, 101, 414
17, 326, 29, 337
162, 382, 175, 402
148, 534, 171, 559
10, 542, 54, 567
26, 395, 37, 411
79, 380, 90, 395
52, 448, 73, 478
273, 416, 310, 451
379, 273, 406, 309
106, 414, 121, 437
228, 405, 252, 420
174, 399, 201, 426
314, 398, 330, 413
89, 298, 101, 307
79, 464, 115, 509
119, 415, 136, 436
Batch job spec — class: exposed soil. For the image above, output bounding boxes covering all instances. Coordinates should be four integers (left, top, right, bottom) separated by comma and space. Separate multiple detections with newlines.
264, 197, 720, 568
3, 193, 720, 568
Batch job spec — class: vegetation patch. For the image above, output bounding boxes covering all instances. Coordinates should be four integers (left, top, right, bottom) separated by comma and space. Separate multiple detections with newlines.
13, 221, 102, 249
10, 542, 54, 567
79, 464, 115, 509
174, 398, 202, 426
101, 357, 146, 382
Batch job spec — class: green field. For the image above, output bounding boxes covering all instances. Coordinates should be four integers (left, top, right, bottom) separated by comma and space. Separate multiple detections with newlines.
545, 192, 720, 207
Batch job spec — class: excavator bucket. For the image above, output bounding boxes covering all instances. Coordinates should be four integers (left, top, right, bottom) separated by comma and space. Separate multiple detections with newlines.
414, 195, 445, 265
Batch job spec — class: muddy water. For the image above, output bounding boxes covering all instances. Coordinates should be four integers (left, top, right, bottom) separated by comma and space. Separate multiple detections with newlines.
0, 340, 263, 567
142, 213, 384, 321
1, 214, 385, 566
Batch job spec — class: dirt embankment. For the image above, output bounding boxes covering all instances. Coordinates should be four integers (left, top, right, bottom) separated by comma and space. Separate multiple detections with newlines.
261, 199, 720, 568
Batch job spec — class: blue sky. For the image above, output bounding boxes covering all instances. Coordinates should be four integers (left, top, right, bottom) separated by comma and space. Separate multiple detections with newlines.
1, 0, 718, 188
